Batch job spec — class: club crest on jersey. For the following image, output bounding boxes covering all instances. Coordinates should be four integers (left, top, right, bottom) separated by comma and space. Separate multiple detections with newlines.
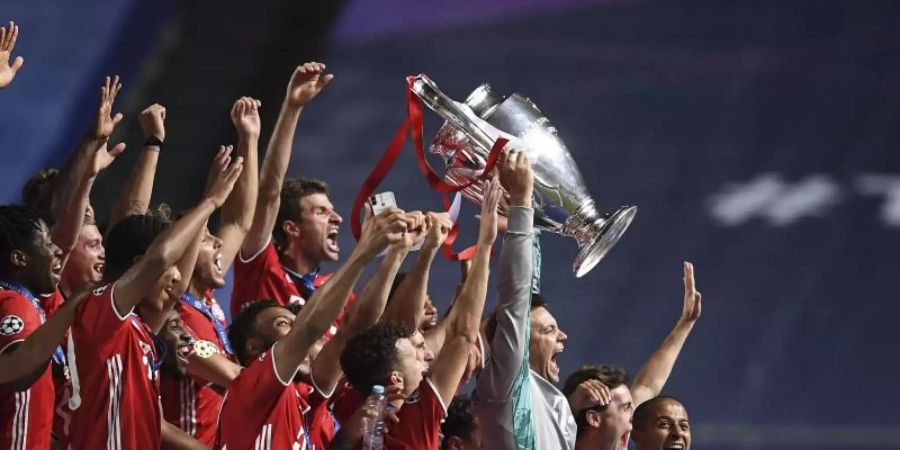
0, 315, 24, 335
211, 303, 226, 322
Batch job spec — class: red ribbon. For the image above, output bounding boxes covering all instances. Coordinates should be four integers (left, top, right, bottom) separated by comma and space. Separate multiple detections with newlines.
350, 76, 507, 260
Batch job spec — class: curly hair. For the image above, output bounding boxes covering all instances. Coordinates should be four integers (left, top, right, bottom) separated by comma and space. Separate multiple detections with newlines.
441, 395, 477, 449
340, 322, 412, 393
103, 211, 173, 282
0, 205, 45, 272
273, 178, 329, 250
228, 300, 285, 365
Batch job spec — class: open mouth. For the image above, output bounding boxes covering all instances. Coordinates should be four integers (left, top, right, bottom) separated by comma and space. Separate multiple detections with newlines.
664, 442, 685, 450
619, 432, 630, 450
550, 346, 563, 373
213, 253, 223, 274
326, 229, 340, 253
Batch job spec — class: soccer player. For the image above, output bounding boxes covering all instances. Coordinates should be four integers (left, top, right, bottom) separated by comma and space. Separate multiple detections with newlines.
0, 205, 64, 450
631, 396, 692, 450
63, 154, 242, 449
218, 206, 408, 450
0, 21, 23, 89
160, 96, 260, 446
338, 174, 502, 450
230, 61, 341, 316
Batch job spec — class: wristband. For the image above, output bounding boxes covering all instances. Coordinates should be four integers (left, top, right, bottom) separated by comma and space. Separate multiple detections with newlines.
144, 136, 164, 150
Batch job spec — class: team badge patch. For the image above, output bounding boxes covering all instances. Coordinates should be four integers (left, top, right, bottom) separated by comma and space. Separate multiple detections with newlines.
193, 340, 220, 359
211, 303, 226, 322
93, 285, 108, 296
0, 315, 25, 336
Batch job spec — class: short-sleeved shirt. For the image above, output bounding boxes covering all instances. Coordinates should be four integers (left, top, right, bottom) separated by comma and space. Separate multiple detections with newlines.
160, 293, 231, 446
0, 290, 55, 450
297, 379, 336, 450
40, 289, 70, 442
64, 284, 162, 450
230, 240, 352, 337
217, 345, 311, 450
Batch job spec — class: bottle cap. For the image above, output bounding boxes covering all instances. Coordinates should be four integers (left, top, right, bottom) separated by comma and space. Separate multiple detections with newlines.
373, 385, 385, 395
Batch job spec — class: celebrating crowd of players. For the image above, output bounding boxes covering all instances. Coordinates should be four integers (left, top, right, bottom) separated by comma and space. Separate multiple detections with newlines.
0, 22, 698, 450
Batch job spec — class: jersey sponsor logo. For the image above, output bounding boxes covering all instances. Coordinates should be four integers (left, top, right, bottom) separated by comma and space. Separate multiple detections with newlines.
0, 314, 24, 335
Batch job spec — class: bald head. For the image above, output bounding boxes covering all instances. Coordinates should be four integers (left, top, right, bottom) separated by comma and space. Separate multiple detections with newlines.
632, 396, 691, 450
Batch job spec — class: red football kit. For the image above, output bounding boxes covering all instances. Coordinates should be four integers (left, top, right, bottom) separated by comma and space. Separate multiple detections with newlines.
160, 292, 233, 446
0, 287, 55, 450
217, 345, 313, 450
39, 289, 70, 443
63, 284, 163, 450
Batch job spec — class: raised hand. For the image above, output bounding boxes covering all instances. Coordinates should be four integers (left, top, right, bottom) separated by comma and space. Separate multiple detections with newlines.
0, 21, 24, 89
204, 153, 243, 208
285, 61, 333, 108
568, 379, 612, 412
498, 148, 534, 207
204, 145, 233, 195
478, 173, 502, 244
680, 261, 702, 324
357, 205, 409, 258
398, 211, 427, 249
422, 212, 452, 250
231, 96, 261, 137
93, 76, 124, 141
87, 142, 127, 177
139, 104, 166, 141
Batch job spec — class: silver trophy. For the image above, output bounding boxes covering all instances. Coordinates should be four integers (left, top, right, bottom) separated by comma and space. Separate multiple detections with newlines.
410, 74, 637, 277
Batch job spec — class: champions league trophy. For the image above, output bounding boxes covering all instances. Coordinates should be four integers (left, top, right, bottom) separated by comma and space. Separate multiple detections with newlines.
410, 75, 637, 277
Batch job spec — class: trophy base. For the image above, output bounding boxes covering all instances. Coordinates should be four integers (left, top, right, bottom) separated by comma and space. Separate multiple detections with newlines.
573, 206, 637, 278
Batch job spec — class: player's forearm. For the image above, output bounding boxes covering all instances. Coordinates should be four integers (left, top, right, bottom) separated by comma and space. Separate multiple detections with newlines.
631, 320, 694, 405
172, 220, 206, 297
107, 146, 159, 232
446, 245, 491, 342
381, 246, 437, 331
187, 353, 242, 388
144, 200, 216, 278
49, 136, 100, 222
218, 132, 259, 269
161, 420, 209, 450
51, 173, 96, 254
352, 245, 408, 330
0, 297, 82, 384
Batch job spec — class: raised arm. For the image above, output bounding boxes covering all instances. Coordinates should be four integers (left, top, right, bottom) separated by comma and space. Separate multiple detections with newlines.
107, 104, 166, 232
430, 175, 501, 403
112, 158, 243, 317
47, 76, 124, 224
273, 207, 405, 383
241, 62, 333, 256
631, 262, 702, 406
476, 150, 535, 401
312, 208, 415, 394
0, 21, 24, 89
382, 212, 451, 335
218, 97, 261, 272
52, 141, 125, 255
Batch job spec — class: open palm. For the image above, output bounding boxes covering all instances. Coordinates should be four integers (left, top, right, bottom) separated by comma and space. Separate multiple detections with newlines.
0, 22, 24, 89
286, 61, 333, 107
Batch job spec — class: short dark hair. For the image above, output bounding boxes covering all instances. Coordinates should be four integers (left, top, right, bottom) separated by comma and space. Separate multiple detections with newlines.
228, 299, 283, 365
441, 395, 477, 449
273, 178, 329, 250
21, 168, 58, 224
484, 293, 548, 344
632, 395, 685, 429
103, 210, 172, 282
0, 205, 45, 272
340, 322, 411, 393
563, 364, 629, 437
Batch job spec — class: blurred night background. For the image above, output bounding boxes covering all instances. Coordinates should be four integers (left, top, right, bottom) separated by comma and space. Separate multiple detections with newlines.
1, 0, 899, 448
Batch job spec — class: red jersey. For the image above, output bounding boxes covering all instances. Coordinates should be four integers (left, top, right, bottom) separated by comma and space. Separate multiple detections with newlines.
231, 240, 351, 337
298, 379, 336, 450
217, 345, 311, 450
160, 293, 231, 446
39, 289, 70, 442
64, 284, 162, 450
0, 290, 54, 450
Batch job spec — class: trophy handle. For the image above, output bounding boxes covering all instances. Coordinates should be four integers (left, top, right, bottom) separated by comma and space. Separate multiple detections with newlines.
411, 75, 502, 155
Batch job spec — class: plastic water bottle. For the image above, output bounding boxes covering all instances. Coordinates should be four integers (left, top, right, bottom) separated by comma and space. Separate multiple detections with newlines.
362, 385, 387, 450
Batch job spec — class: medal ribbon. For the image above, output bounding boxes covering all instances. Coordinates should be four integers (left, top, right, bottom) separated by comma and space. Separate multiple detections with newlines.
0, 279, 66, 365
181, 293, 234, 356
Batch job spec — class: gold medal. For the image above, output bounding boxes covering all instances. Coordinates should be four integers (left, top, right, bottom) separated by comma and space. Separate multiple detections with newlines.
193, 340, 219, 359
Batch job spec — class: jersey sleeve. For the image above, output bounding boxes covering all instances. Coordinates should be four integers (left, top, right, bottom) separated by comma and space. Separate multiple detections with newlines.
0, 294, 42, 353
73, 284, 130, 343
231, 240, 293, 316
226, 344, 296, 414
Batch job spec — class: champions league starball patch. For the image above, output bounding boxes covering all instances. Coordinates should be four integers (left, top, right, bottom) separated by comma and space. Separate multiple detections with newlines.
193, 340, 219, 359
0, 315, 25, 336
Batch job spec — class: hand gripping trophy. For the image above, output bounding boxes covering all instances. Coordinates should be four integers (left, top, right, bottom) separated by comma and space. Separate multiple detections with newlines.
411, 75, 637, 277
